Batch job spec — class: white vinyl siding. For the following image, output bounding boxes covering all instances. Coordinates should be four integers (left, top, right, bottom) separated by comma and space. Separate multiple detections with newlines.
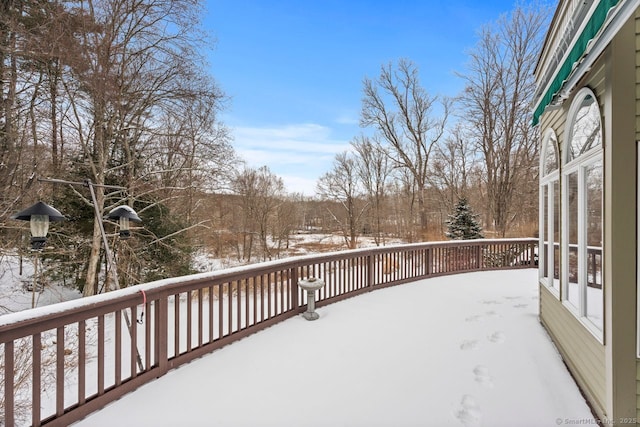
540, 286, 606, 418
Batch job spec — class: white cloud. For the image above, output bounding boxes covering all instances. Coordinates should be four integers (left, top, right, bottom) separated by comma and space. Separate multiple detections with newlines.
279, 175, 319, 196
230, 123, 350, 195
233, 123, 348, 154
334, 112, 360, 125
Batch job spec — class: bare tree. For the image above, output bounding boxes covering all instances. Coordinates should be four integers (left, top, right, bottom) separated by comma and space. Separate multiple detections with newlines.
351, 135, 391, 245
0, 0, 31, 213
389, 167, 420, 242
48, 0, 227, 295
361, 59, 450, 236
457, 5, 548, 236
272, 194, 301, 257
140, 96, 235, 223
317, 152, 368, 249
232, 166, 285, 262
0, 0, 240, 300
428, 124, 478, 215
19, 0, 81, 174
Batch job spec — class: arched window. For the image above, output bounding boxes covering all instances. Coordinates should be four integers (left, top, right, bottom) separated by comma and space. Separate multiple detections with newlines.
540, 129, 560, 294
562, 88, 603, 338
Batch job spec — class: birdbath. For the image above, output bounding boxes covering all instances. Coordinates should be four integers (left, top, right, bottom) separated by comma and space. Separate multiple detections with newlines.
298, 277, 325, 320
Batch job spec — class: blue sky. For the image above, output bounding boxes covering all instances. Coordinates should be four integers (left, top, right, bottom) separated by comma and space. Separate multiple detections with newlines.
204, 0, 519, 195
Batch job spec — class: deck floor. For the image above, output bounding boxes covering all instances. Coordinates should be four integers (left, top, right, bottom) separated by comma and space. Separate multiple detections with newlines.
75, 269, 597, 427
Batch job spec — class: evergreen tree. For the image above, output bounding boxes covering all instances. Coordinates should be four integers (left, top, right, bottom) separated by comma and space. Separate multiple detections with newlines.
445, 197, 484, 240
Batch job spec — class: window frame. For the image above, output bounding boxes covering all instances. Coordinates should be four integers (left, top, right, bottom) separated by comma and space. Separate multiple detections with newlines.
561, 87, 604, 342
637, 142, 640, 357
539, 128, 560, 297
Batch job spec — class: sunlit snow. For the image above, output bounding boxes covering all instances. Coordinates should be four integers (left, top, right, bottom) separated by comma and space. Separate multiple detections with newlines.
75, 269, 597, 427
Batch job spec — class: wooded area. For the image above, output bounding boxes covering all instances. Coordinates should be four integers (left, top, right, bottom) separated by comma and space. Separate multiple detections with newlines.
0, 1, 547, 296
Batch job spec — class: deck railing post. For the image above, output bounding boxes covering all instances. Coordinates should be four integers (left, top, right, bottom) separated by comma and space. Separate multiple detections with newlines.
367, 253, 374, 289
530, 241, 536, 268
4, 340, 14, 427
157, 296, 169, 376
291, 267, 299, 312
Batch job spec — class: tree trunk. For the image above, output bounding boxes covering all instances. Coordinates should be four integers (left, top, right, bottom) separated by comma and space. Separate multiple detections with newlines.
83, 220, 103, 296
49, 62, 60, 172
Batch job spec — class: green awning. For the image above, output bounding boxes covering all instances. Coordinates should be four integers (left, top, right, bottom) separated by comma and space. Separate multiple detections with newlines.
532, 0, 621, 126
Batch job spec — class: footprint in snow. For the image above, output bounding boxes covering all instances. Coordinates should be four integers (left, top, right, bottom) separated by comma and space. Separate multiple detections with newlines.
481, 300, 501, 305
513, 303, 528, 309
473, 365, 493, 388
460, 340, 479, 351
455, 394, 482, 427
488, 331, 506, 343
504, 296, 520, 300
484, 310, 498, 317
465, 314, 482, 322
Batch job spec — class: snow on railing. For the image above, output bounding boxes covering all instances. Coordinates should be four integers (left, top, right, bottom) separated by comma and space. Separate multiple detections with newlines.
0, 238, 537, 427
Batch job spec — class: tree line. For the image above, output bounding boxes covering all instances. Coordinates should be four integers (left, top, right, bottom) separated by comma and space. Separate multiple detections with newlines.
0, 0, 238, 296
0, 0, 549, 297
319, 4, 547, 246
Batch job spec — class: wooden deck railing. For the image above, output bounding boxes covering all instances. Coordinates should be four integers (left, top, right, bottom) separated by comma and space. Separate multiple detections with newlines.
541, 242, 603, 288
0, 238, 537, 426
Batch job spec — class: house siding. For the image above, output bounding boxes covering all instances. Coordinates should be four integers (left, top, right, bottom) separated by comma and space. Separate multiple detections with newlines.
540, 286, 607, 417
606, 13, 640, 423
626, 11, 640, 427
636, 10, 640, 142
637, 360, 640, 425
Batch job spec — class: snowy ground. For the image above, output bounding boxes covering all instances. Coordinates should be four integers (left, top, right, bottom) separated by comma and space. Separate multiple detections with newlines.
75, 269, 597, 427
0, 251, 81, 314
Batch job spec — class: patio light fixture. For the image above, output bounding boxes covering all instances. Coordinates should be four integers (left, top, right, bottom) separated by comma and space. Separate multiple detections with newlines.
106, 205, 142, 239
12, 180, 145, 369
11, 201, 66, 250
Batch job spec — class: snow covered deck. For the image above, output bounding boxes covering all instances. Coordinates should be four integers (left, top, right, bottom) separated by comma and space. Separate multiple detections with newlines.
75, 269, 596, 427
